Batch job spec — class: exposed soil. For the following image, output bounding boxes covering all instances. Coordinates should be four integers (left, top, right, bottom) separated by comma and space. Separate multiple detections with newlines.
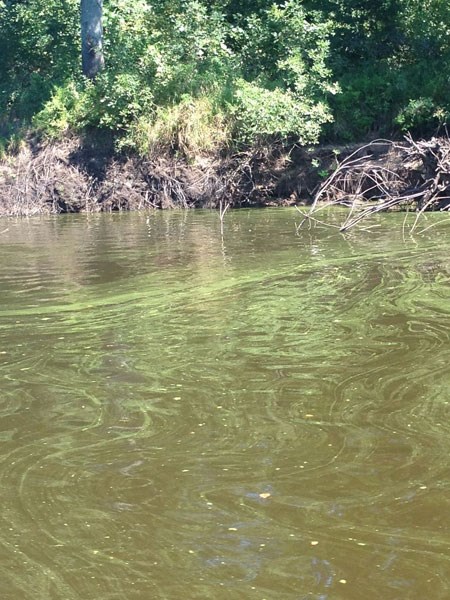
0, 135, 345, 216
2, 134, 448, 219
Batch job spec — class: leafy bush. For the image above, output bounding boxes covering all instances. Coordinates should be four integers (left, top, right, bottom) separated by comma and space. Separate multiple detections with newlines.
232, 80, 332, 144
225, 1, 337, 144
0, 0, 79, 123
33, 75, 154, 137
32, 83, 80, 137
395, 98, 449, 135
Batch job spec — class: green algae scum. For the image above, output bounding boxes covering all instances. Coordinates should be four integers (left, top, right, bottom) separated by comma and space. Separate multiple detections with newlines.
1, 209, 450, 599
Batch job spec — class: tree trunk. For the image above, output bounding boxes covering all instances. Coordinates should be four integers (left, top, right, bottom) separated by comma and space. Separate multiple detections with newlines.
80, 0, 104, 79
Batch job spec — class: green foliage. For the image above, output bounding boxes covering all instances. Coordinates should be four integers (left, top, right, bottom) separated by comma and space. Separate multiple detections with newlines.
395, 98, 449, 135
0, 0, 79, 123
329, 68, 399, 139
32, 83, 80, 137
227, 0, 338, 144
1, 0, 338, 152
34, 74, 155, 139
80, 73, 154, 130
232, 80, 332, 144
311, 0, 450, 138
4, 0, 450, 151
124, 95, 230, 158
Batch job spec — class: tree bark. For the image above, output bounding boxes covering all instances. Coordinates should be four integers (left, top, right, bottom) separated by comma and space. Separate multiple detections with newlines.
80, 0, 104, 79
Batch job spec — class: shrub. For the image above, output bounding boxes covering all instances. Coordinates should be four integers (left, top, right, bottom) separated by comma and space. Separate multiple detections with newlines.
395, 98, 449, 135
232, 80, 332, 145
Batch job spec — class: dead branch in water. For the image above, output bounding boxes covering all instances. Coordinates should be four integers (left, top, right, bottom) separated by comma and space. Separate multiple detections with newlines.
299, 136, 450, 233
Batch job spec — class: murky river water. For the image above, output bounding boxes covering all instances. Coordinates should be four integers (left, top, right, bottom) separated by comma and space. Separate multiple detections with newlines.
1, 209, 450, 599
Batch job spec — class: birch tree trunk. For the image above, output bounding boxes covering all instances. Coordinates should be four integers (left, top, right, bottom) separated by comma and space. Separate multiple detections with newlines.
80, 0, 104, 79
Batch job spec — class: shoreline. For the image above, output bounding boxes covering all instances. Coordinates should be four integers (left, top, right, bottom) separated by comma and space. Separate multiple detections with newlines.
0, 136, 352, 217
1, 135, 448, 223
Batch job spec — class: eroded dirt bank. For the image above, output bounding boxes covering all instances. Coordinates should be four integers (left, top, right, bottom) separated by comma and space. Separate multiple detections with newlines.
1, 135, 448, 218
0, 136, 346, 216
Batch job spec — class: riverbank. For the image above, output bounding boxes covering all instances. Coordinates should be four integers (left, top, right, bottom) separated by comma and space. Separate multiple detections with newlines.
1, 135, 449, 218
0, 135, 353, 217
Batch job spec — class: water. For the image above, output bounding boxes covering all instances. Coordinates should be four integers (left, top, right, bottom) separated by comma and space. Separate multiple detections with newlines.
1, 209, 450, 600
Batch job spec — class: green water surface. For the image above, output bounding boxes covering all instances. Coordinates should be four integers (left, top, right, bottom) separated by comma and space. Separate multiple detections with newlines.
1, 209, 450, 600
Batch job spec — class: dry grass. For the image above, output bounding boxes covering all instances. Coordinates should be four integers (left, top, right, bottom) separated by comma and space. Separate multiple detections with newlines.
131, 97, 231, 160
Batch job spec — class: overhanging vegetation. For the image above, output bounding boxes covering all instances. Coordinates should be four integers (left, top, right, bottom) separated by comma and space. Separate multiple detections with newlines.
1, 0, 450, 155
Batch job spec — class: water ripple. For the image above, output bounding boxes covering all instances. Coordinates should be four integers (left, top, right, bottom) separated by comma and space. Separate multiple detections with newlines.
1, 212, 450, 599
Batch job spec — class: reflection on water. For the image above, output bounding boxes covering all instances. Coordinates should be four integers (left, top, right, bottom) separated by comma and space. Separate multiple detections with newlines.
1, 209, 450, 599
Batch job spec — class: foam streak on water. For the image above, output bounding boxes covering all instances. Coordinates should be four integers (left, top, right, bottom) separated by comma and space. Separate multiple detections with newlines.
1, 210, 450, 599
